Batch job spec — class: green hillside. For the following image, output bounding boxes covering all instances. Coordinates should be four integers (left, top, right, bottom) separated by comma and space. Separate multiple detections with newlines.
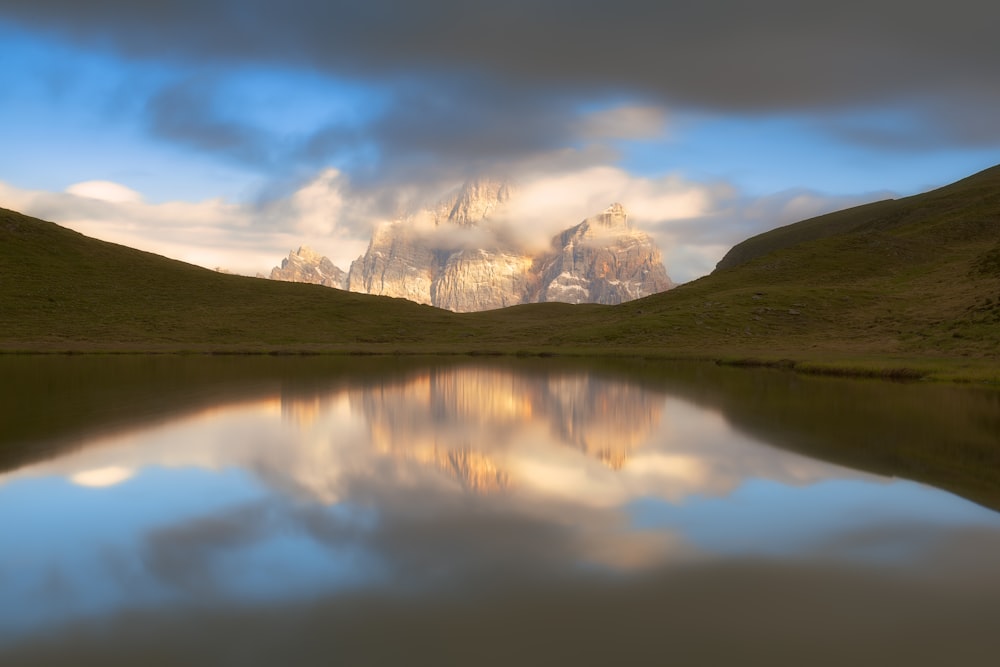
717, 164, 1000, 270
565, 164, 1000, 378
0, 208, 475, 351
2, 163, 999, 381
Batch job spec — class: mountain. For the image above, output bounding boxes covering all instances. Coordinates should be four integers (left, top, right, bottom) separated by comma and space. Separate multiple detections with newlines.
270, 246, 347, 289
279, 179, 673, 312
343, 180, 535, 311
533, 202, 674, 305
589, 163, 1000, 365
0, 205, 469, 353
1, 163, 999, 380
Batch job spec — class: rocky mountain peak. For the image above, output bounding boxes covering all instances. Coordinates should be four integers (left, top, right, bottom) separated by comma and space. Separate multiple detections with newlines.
270, 246, 346, 289
535, 204, 674, 305
292, 245, 322, 263
592, 202, 629, 230
270, 181, 674, 311
444, 177, 513, 227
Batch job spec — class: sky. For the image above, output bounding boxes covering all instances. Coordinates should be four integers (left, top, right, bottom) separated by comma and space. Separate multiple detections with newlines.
1, 1, 999, 283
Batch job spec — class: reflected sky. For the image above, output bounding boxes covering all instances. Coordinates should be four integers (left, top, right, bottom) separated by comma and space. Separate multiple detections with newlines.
2, 363, 1000, 663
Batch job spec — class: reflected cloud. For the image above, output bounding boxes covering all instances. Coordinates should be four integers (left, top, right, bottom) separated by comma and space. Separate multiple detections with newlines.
350, 368, 668, 493
70, 466, 135, 488
2, 362, 1000, 659
3, 366, 860, 508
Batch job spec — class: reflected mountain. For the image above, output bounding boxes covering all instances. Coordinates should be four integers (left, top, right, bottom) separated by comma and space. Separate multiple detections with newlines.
1, 356, 998, 510
352, 366, 662, 490
4, 358, 1000, 666
541, 374, 661, 469
2, 360, 850, 516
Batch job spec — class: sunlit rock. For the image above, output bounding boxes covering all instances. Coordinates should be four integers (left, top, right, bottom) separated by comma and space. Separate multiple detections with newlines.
270, 246, 347, 289
270, 180, 675, 311
534, 203, 675, 305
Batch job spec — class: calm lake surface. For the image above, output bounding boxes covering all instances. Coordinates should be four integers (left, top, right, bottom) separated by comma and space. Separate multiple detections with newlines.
1, 356, 999, 666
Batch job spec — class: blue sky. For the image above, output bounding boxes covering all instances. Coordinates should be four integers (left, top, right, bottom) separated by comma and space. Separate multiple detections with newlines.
1, 1, 998, 281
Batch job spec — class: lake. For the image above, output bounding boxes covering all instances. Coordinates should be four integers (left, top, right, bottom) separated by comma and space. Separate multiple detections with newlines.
1, 355, 999, 666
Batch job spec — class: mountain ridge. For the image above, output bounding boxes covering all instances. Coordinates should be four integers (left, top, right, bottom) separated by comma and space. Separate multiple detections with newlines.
270, 180, 674, 311
269, 246, 347, 288
2, 163, 998, 381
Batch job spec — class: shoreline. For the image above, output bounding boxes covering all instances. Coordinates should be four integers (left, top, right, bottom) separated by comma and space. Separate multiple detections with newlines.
2, 344, 997, 385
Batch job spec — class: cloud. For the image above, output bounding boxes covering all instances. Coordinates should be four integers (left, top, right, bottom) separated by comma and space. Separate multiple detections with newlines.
651, 186, 897, 280
3, 157, 890, 284
821, 89, 1000, 151
65, 180, 143, 204
484, 166, 748, 281
0, 173, 371, 274
499, 167, 718, 243
577, 106, 669, 142
7, 1, 998, 109
145, 76, 277, 167
141, 502, 279, 595
70, 466, 135, 488
3, 0, 999, 181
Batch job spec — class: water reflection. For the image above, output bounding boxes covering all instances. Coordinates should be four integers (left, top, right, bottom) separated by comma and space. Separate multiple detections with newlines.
1, 359, 999, 665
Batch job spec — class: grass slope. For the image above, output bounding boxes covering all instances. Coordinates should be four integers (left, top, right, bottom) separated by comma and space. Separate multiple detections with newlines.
2, 163, 999, 380
0, 208, 477, 352
569, 164, 1000, 378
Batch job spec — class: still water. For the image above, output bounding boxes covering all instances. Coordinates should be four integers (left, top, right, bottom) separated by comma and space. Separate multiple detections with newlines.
1, 356, 999, 665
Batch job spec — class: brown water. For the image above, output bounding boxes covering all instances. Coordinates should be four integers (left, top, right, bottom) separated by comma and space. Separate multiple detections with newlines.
1, 356, 999, 666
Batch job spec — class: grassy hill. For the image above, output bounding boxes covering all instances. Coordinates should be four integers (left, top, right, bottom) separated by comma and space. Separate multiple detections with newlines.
0, 207, 477, 352
2, 163, 999, 380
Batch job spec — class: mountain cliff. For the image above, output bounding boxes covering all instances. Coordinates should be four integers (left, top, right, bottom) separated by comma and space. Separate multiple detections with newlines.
274, 179, 673, 311
346, 178, 530, 310
533, 203, 674, 305
345, 221, 438, 304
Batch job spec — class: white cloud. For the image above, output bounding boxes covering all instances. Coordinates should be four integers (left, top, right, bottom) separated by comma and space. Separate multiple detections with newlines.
499, 167, 718, 245
70, 466, 135, 488
2, 165, 890, 288
7, 166, 731, 283
0, 171, 371, 276
259, 168, 348, 238
66, 180, 144, 204
492, 166, 736, 281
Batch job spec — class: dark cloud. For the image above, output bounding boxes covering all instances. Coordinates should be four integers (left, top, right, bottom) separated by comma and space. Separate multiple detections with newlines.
141, 502, 277, 594
274, 77, 579, 194
366, 80, 575, 164
3, 0, 999, 177
4, 1, 998, 107
146, 77, 279, 166
8, 520, 1000, 665
824, 89, 1000, 151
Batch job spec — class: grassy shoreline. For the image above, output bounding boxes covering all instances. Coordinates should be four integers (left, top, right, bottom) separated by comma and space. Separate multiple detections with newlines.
2, 351, 998, 516
1, 343, 997, 385
3, 163, 999, 385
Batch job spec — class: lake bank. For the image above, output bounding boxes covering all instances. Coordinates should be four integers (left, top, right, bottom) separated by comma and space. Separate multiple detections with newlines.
2, 343, 998, 385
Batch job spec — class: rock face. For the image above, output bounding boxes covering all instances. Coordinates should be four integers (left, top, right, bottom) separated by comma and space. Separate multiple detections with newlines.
346, 221, 437, 304
270, 246, 346, 289
346, 178, 525, 311
533, 203, 674, 305
270, 179, 674, 311
433, 249, 537, 312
